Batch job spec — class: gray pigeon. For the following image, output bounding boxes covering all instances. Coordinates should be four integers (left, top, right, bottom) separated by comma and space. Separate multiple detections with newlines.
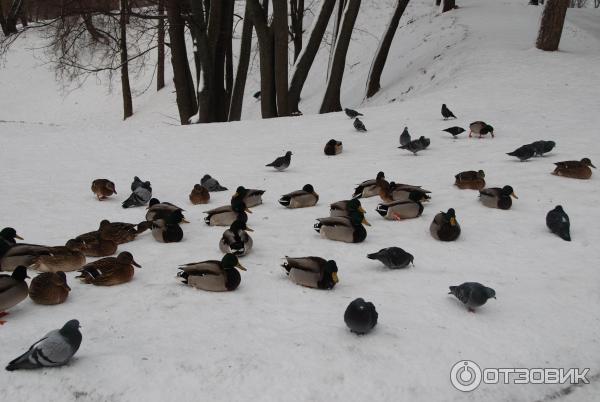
6, 319, 82, 370
354, 118, 367, 132
122, 181, 152, 208
367, 247, 414, 269
546, 205, 570, 241
200, 174, 228, 192
529, 140, 555, 156
345, 108, 363, 118
449, 282, 496, 312
400, 127, 411, 146
441, 104, 456, 119
507, 144, 536, 161
130, 176, 144, 192
344, 298, 378, 335
266, 151, 292, 171
399, 139, 426, 155
417, 136, 431, 149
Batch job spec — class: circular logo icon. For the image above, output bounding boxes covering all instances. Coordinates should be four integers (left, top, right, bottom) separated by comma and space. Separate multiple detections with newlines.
450, 360, 482, 392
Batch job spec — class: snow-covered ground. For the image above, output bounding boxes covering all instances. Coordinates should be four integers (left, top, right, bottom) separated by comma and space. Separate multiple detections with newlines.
1, 0, 599, 401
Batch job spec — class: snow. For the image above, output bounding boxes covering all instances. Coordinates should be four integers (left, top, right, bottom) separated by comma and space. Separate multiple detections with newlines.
1, 0, 599, 401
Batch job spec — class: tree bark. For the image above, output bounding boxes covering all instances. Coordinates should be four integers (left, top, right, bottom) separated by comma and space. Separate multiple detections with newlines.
536, 0, 569, 51
441, 0, 455, 13
191, 0, 214, 123
290, 0, 304, 61
327, 0, 346, 80
120, 0, 133, 120
319, 0, 360, 114
288, 0, 336, 113
228, 2, 253, 121
365, 0, 410, 98
157, 0, 165, 91
166, 0, 198, 124
0, 1, 9, 36
272, 0, 289, 116
5, 0, 23, 34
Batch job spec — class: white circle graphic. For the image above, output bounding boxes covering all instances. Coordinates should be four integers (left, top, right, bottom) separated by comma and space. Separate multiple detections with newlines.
450, 360, 482, 392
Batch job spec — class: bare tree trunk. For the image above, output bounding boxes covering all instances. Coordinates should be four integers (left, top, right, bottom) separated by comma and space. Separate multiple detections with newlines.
273, 0, 289, 116
536, 0, 569, 51
365, 0, 410, 98
441, 0, 455, 12
167, 0, 198, 124
5, 0, 23, 34
319, 0, 360, 114
228, 2, 253, 121
288, 0, 336, 113
327, 0, 346, 80
157, 0, 165, 91
220, 0, 234, 121
120, 0, 133, 120
191, 0, 214, 123
0, 1, 9, 36
290, 0, 304, 61
435, 0, 441, 5
262, 0, 269, 16
18, 0, 27, 27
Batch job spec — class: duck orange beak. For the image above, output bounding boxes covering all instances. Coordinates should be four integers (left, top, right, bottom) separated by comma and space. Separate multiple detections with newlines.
450, 217, 457, 226
511, 192, 518, 199
332, 272, 339, 283
182, 218, 190, 224
358, 206, 366, 214
245, 208, 253, 213
362, 218, 371, 226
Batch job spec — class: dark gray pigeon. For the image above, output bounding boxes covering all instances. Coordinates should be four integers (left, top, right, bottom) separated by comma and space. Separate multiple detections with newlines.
449, 282, 496, 312
6, 319, 82, 371
400, 127, 411, 146
266, 151, 292, 171
200, 174, 228, 192
441, 104, 456, 119
122, 180, 152, 208
529, 140, 556, 156
130, 176, 144, 191
344, 298, 378, 335
546, 205, 570, 241
417, 136, 431, 149
507, 144, 536, 161
443, 126, 466, 138
354, 118, 367, 132
345, 108, 363, 118
367, 247, 414, 269
399, 139, 426, 155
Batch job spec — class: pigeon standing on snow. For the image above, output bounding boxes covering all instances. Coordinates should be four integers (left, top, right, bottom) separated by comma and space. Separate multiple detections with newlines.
417, 136, 431, 149
344, 298, 378, 335
122, 178, 152, 208
449, 282, 496, 312
399, 139, 426, 155
507, 144, 536, 161
441, 104, 456, 120
266, 151, 293, 171
400, 127, 411, 146
201, 174, 228, 192
443, 126, 466, 138
345, 108, 363, 118
529, 140, 556, 156
367, 247, 414, 269
6, 319, 82, 370
546, 205, 571, 241
354, 118, 367, 132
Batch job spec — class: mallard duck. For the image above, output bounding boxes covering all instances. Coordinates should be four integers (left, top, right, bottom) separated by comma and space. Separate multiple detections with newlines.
146, 198, 188, 223
449, 282, 496, 312
454, 170, 485, 190
28, 271, 70, 305
0, 227, 24, 258
324, 139, 343, 155
380, 182, 430, 203
0, 244, 51, 272
375, 199, 424, 220
281, 257, 338, 289
329, 199, 366, 218
353, 171, 388, 198
219, 220, 253, 256
91, 179, 117, 200
177, 253, 246, 292
74, 230, 118, 257
314, 210, 370, 243
430, 208, 461, 241
29, 239, 86, 273
233, 186, 266, 208
469, 121, 494, 138
98, 220, 149, 244
479, 186, 518, 210
204, 199, 251, 226
152, 212, 184, 243
552, 158, 595, 179
189, 184, 210, 205
0, 266, 29, 324
76, 251, 141, 286
279, 184, 319, 208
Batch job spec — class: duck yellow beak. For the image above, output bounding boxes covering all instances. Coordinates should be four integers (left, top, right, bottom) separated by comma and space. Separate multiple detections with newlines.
182, 218, 190, 224
511, 192, 518, 199
236, 263, 247, 271
233, 192, 239, 198
450, 217, 457, 226
332, 272, 339, 283
15, 234, 24, 240
362, 218, 371, 226
245, 208, 253, 213
358, 206, 366, 213
245, 227, 254, 232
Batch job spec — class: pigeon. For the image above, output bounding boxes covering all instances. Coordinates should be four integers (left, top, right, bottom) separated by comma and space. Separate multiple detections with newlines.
507, 144, 536, 161
449, 282, 496, 312
546, 205, 570, 241
6, 319, 82, 370
367, 247, 414, 269
417, 136, 431, 149
353, 118, 367, 132
344, 298, 378, 335
400, 127, 411, 146
122, 180, 152, 208
130, 176, 144, 191
443, 126, 466, 138
253, 91, 261, 100
266, 151, 292, 171
201, 174, 228, 192
399, 139, 426, 155
529, 140, 556, 156
441, 104, 456, 119
345, 108, 363, 118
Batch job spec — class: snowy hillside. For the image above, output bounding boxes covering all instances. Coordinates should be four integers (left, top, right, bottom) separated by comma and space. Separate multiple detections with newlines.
1, 0, 599, 401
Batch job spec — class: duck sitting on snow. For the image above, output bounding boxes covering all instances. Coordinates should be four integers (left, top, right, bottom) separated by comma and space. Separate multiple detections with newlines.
552, 158, 595, 179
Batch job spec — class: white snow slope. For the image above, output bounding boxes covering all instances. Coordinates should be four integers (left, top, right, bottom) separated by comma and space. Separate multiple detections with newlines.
1, 1, 599, 401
